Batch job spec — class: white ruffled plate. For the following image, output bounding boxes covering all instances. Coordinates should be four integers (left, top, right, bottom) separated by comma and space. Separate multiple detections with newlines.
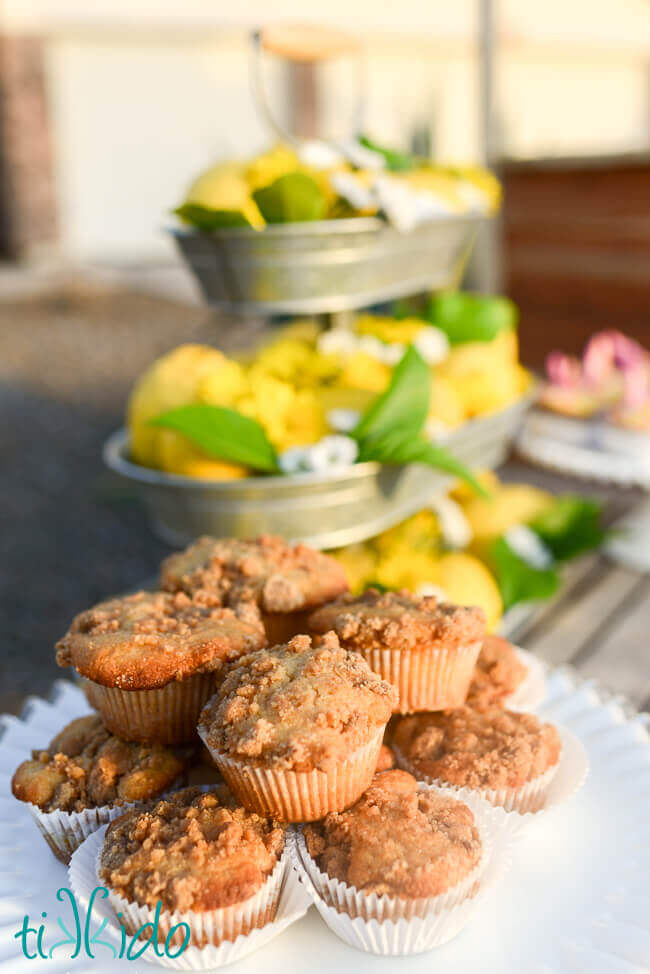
517, 410, 650, 487
507, 648, 548, 712
0, 675, 649, 972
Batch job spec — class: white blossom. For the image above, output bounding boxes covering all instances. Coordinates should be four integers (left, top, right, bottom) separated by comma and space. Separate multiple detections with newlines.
504, 525, 554, 569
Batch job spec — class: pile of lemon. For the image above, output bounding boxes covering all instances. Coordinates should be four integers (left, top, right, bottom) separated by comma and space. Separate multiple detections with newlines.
128, 315, 530, 480
330, 471, 555, 632
175, 144, 501, 230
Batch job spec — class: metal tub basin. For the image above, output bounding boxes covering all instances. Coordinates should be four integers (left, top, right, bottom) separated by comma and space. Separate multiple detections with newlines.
170, 215, 485, 316
103, 394, 532, 549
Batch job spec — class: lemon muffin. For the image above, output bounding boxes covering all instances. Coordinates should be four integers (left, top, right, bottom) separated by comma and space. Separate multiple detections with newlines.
309, 589, 486, 712
12, 714, 187, 863
393, 706, 561, 813
199, 632, 397, 821
300, 769, 482, 920
99, 786, 287, 948
466, 635, 528, 710
160, 534, 348, 644
56, 590, 265, 746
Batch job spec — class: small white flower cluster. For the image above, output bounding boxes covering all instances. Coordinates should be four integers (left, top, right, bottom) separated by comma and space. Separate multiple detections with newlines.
504, 525, 554, 569
329, 170, 491, 233
326, 408, 361, 433
279, 435, 359, 475
429, 495, 473, 549
297, 139, 385, 172
317, 325, 449, 367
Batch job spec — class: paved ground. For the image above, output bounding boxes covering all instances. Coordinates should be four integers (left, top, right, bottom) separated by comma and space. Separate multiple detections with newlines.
0, 282, 265, 713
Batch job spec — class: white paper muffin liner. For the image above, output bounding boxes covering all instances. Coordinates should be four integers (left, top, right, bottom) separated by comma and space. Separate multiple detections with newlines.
26, 799, 138, 864
505, 648, 547, 712
394, 726, 589, 829
68, 824, 311, 970
85, 672, 219, 746
198, 725, 385, 822
359, 641, 483, 713
291, 785, 514, 955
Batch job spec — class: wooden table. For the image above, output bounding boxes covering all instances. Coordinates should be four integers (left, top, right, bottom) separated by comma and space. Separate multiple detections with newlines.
499, 460, 650, 714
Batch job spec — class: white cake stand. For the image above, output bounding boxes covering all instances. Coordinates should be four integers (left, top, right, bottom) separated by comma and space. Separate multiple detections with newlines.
517, 410, 650, 573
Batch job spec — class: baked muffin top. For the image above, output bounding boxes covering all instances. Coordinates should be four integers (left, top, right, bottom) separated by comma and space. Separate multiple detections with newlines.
466, 636, 528, 710
55, 590, 265, 689
160, 534, 348, 613
308, 588, 486, 653
199, 633, 398, 772
99, 786, 285, 913
11, 715, 186, 813
303, 770, 481, 899
393, 707, 561, 790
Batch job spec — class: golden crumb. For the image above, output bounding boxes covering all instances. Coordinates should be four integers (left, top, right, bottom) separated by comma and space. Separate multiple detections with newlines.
199, 633, 397, 773
11, 715, 187, 812
160, 535, 348, 613
393, 707, 561, 790
376, 744, 396, 773
308, 588, 486, 653
99, 786, 285, 913
466, 636, 528, 710
303, 770, 481, 899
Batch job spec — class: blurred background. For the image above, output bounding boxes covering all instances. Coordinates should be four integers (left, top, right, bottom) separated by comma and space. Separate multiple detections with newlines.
1, 0, 649, 710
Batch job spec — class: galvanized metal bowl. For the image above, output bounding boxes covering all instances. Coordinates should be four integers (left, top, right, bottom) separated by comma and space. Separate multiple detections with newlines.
170, 214, 486, 315
103, 394, 533, 549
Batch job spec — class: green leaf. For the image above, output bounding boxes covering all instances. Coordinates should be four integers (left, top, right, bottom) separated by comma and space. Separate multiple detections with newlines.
529, 496, 607, 561
352, 345, 430, 444
150, 405, 280, 473
359, 135, 418, 172
426, 292, 518, 345
252, 172, 327, 223
356, 429, 488, 497
174, 203, 252, 230
489, 536, 560, 611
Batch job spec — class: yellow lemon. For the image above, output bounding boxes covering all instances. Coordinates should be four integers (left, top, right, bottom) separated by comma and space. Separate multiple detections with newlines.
450, 469, 501, 504
183, 161, 265, 229
127, 344, 238, 470
338, 352, 391, 392
330, 544, 378, 595
375, 548, 443, 592
429, 374, 466, 427
435, 552, 503, 632
463, 484, 554, 546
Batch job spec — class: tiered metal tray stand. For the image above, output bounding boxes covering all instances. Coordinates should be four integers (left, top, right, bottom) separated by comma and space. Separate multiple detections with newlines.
105, 213, 531, 547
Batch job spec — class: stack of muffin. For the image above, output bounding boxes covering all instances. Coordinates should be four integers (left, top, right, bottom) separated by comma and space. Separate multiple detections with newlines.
11, 534, 562, 959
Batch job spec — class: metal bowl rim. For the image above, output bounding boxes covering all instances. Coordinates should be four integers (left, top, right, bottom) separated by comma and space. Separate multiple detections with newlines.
103, 390, 535, 493
103, 429, 384, 490
167, 212, 488, 241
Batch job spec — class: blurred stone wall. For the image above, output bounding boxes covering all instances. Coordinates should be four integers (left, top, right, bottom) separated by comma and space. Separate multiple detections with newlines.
0, 33, 57, 257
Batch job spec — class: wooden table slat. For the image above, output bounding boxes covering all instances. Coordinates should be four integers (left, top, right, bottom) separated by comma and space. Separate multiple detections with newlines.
521, 560, 642, 665
566, 576, 650, 706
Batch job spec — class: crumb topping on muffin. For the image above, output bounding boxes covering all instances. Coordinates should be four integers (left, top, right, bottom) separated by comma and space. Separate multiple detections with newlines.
199, 633, 398, 772
11, 715, 186, 812
303, 770, 481, 899
55, 590, 265, 689
466, 636, 528, 710
376, 744, 396, 773
99, 786, 285, 912
308, 588, 486, 653
160, 535, 348, 613
393, 707, 561, 790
